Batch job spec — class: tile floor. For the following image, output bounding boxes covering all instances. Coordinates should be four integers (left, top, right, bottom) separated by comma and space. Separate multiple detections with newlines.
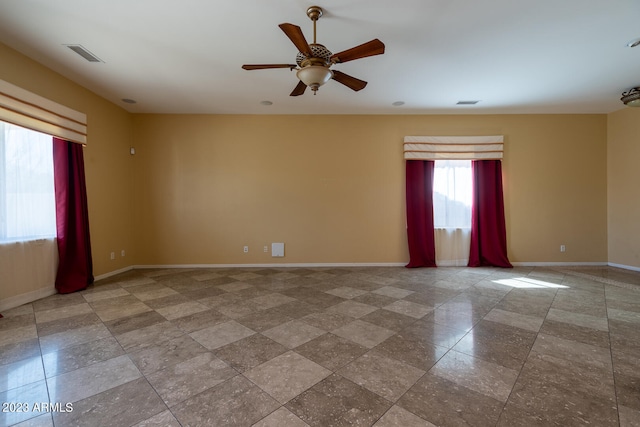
1, 265, 640, 426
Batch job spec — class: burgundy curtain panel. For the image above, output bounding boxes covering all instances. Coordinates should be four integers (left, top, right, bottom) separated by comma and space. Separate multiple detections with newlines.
53, 138, 94, 293
468, 160, 512, 268
405, 160, 437, 268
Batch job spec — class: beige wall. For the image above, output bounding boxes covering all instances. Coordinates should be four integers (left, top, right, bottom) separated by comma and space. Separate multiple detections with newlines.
1, 40, 617, 309
133, 114, 608, 265
1, 43, 134, 305
608, 107, 640, 269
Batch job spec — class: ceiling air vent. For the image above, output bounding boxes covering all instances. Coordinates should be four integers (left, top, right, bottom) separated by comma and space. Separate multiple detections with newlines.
456, 100, 480, 105
65, 44, 103, 62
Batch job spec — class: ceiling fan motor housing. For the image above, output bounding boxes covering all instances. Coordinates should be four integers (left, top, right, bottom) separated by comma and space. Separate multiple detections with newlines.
296, 44, 332, 66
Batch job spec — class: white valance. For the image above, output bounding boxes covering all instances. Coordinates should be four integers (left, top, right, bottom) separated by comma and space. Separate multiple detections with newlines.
0, 78, 87, 145
404, 135, 503, 160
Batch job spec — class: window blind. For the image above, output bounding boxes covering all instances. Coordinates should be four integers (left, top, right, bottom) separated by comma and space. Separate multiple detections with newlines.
0, 78, 87, 145
403, 135, 503, 160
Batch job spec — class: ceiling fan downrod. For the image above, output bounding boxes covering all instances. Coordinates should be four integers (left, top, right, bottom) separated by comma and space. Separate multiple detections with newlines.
306, 5, 323, 44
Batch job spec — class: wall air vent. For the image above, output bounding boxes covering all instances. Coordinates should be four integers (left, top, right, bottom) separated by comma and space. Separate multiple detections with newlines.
65, 44, 103, 62
456, 100, 480, 105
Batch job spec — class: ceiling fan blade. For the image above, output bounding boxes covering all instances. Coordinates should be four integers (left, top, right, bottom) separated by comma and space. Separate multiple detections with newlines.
279, 23, 312, 57
242, 64, 297, 70
330, 39, 385, 64
332, 70, 368, 91
290, 80, 307, 96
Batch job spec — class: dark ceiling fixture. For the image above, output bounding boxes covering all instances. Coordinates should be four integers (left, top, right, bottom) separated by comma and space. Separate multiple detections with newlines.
242, 5, 385, 96
621, 87, 640, 107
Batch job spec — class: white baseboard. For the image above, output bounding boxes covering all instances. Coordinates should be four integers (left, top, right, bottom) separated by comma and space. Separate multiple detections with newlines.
133, 262, 407, 269
0, 286, 56, 312
511, 262, 608, 267
94, 265, 134, 281
608, 262, 640, 272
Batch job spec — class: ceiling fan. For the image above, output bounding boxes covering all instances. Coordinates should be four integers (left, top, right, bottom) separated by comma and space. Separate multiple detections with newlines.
242, 5, 385, 96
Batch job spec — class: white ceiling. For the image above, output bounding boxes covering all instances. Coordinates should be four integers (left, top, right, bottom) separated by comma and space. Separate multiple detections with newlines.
1, 0, 639, 114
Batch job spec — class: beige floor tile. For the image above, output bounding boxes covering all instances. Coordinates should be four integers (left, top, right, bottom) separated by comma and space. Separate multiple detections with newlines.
337, 351, 425, 401
373, 286, 415, 299
52, 377, 166, 427
483, 308, 544, 332
47, 354, 141, 403
115, 321, 184, 352
39, 323, 111, 354
34, 303, 94, 324
171, 375, 279, 426
373, 405, 436, 427
431, 350, 519, 402
155, 301, 209, 321
0, 356, 45, 393
213, 333, 287, 372
0, 381, 50, 426
132, 410, 181, 427
262, 320, 326, 349
286, 373, 392, 426
332, 319, 395, 348
2, 266, 638, 426
326, 300, 378, 318
244, 351, 331, 404
189, 320, 255, 350
324, 287, 369, 299
253, 407, 310, 427
383, 300, 432, 319
146, 352, 237, 406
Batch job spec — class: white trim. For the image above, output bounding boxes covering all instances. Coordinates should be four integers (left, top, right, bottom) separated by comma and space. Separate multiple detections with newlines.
0, 286, 56, 312
0, 78, 87, 145
133, 262, 407, 269
404, 136, 504, 144
608, 262, 640, 273
404, 151, 501, 160
404, 135, 504, 160
511, 262, 608, 267
94, 265, 134, 281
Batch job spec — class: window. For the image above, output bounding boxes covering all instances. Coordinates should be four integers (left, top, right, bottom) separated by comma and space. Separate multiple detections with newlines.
0, 121, 56, 243
433, 159, 472, 228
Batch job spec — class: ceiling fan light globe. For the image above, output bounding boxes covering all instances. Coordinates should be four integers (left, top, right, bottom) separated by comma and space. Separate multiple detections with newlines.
297, 66, 333, 90
621, 87, 640, 107
625, 98, 640, 107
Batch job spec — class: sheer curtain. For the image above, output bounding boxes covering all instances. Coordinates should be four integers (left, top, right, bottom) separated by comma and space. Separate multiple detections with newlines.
433, 160, 472, 266
0, 121, 58, 310
0, 122, 56, 242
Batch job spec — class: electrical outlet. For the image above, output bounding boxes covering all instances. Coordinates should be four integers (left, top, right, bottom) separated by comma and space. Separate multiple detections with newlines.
264, 246, 268, 253
243, 246, 249, 253
121, 250, 125, 257
560, 245, 566, 253
110, 252, 115, 260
